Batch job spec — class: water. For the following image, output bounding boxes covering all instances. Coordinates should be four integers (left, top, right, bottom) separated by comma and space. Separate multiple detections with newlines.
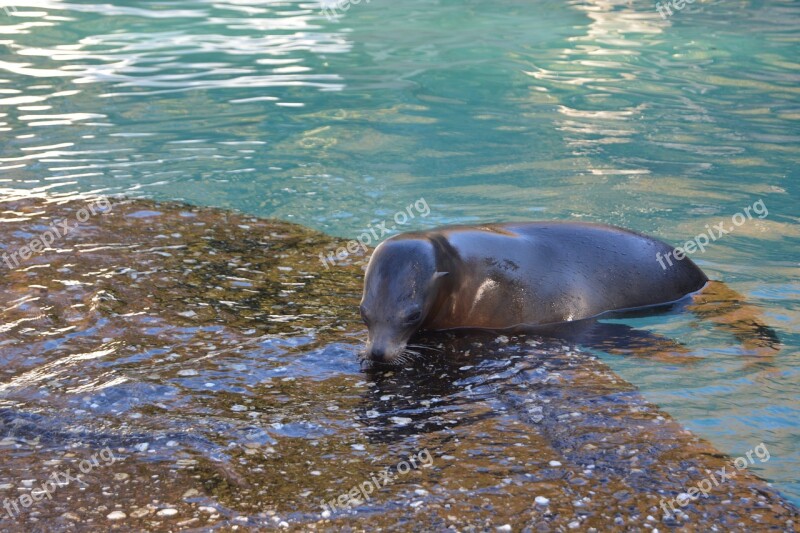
0, 0, 798, 521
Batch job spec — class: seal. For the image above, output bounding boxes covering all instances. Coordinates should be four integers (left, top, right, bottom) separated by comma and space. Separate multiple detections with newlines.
359, 221, 708, 364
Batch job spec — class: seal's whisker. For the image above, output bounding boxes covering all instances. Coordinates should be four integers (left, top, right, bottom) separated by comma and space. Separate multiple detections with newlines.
401, 351, 420, 362
391, 348, 422, 367
407, 344, 443, 353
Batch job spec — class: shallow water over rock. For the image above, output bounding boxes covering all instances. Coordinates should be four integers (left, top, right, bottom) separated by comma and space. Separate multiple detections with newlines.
0, 195, 797, 531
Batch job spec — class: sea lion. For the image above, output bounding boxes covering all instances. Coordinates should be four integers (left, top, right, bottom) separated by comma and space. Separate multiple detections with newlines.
359, 221, 708, 364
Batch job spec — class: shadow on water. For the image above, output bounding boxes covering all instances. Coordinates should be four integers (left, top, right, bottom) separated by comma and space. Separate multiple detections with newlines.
0, 194, 796, 531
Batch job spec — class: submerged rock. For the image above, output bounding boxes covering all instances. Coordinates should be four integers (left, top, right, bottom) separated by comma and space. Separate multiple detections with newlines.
0, 194, 796, 530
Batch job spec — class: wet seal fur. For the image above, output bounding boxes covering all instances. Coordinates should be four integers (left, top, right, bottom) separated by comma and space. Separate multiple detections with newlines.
360, 221, 708, 364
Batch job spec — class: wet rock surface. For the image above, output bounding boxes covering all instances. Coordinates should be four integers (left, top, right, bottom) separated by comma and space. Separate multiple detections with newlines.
0, 194, 797, 531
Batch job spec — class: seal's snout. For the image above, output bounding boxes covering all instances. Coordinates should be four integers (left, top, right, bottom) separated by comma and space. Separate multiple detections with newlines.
367, 340, 401, 364
365, 334, 406, 364
370, 346, 386, 362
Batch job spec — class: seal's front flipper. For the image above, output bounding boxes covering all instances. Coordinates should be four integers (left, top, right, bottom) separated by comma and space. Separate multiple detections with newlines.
688, 280, 781, 355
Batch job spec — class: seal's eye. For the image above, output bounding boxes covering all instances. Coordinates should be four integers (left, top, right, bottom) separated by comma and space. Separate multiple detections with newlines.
405, 310, 422, 324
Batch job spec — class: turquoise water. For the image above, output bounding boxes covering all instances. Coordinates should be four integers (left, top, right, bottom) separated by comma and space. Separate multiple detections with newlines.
1, 0, 798, 506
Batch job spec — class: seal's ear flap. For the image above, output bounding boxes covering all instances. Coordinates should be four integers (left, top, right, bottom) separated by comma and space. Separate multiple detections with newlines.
433, 271, 449, 280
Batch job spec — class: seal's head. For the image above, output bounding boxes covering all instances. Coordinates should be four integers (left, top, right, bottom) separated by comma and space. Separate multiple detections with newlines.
360, 238, 448, 365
